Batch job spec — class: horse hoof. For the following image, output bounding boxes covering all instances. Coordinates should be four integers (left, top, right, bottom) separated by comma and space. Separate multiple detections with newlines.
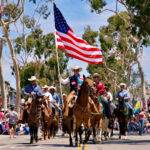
30, 140, 33, 144
35, 137, 38, 143
69, 143, 73, 147
93, 140, 97, 144
75, 142, 78, 147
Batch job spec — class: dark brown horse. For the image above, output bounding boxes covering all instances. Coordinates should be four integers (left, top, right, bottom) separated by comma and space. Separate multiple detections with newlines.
73, 76, 98, 145
28, 96, 43, 144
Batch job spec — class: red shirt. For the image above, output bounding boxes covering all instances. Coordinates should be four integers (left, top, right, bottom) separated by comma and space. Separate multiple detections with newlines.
0, 111, 4, 122
96, 82, 105, 95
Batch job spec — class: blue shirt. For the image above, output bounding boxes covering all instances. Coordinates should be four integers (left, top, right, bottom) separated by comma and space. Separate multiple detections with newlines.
52, 92, 62, 106
117, 89, 130, 100
24, 84, 42, 96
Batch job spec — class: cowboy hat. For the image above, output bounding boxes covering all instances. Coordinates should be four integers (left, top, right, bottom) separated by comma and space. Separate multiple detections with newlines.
28, 76, 37, 81
71, 66, 82, 71
93, 73, 100, 78
119, 83, 126, 86
42, 85, 49, 89
21, 98, 25, 104
49, 86, 56, 91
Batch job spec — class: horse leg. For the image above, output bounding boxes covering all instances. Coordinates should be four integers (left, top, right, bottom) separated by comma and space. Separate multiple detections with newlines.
118, 121, 122, 139
98, 118, 103, 143
79, 125, 83, 144
69, 132, 73, 146
34, 126, 38, 143
29, 125, 33, 144
92, 126, 97, 144
84, 128, 92, 144
75, 128, 78, 147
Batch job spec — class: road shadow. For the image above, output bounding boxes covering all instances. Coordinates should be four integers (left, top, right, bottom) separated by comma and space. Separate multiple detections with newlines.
98, 139, 150, 145
15, 142, 77, 148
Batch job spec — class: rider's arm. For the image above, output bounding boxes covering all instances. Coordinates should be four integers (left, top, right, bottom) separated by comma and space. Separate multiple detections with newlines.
34, 85, 42, 96
23, 85, 31, 96
60, 77, 69, 85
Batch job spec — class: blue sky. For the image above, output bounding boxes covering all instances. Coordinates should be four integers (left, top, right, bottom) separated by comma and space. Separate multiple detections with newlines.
2, 0, 150, 88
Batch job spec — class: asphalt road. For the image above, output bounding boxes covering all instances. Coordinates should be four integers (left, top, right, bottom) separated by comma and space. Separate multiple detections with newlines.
0, 133, 150, 150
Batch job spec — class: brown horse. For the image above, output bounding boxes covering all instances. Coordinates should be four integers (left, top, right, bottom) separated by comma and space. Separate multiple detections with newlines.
73, 76, 98, 145
89, 92, 103, 143
62, 91, 76, 146
28, 96, 43, 144
41, 97, 52, 140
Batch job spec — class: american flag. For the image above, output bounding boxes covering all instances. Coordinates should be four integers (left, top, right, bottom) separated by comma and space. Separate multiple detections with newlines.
54, 3, 103, 64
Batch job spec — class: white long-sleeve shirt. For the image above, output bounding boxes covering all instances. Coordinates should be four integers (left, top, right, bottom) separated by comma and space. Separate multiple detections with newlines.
43, 91, 54, 102
60, 77, 70, 85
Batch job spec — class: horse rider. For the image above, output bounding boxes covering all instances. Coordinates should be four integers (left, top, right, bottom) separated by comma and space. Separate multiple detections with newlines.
116, 83, 133, 139
93, 73, 105, 96
93, 73, 112, 136
24, 76, 42, 100
93, 73, 111, 118
60, 66, 83, 95
92, 73, 105, 108
116, 83, 133, 116
42, 85, 53, 108
49, 86, 62, 117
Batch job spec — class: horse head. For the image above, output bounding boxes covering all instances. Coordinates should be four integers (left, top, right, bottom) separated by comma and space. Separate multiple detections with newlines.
83, 77, 96, 95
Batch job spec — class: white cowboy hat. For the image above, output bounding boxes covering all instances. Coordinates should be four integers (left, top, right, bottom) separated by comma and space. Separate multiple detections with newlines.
1, 108, 4, 111
120, 83, 126, 86
49, 86, 56, 91
62, 93, 67, 97
28, 76, 37, 81
42, 85, 49, 89
21, 98, 25, 104
93, 73, 100, 78
71, 66, 82, 71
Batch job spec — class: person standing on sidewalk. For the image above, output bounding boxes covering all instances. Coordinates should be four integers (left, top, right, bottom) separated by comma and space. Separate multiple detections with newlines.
5, 106, 19, 139
138, 108, 146, 135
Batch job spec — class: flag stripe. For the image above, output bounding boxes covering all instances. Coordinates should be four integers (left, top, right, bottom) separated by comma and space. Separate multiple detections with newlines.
56, 37, 101, 55
56, 32, 101, 52
58, 45, 102, 64
67, 30, 89, 45
56, 31, 100, 52
57, 40, 102, 58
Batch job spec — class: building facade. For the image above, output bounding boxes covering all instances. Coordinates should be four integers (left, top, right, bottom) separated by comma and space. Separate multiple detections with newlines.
0, 81, 16, 107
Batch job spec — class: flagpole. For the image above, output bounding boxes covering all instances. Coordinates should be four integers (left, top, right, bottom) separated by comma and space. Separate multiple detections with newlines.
52, 3, 63, 100
55, 35, 63, 99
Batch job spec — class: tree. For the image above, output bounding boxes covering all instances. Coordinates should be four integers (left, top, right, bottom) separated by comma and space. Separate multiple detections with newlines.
87, 0, 150, 43
0, 39, 7, 110
14, 26, 68, 90
0, 0, 25, 112
83, 12, 145, 98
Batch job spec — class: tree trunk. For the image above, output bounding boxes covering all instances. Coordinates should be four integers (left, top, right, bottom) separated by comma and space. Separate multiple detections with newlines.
137, 59, 146, 109
3, 25, 21, 113
0, 39, 7, 110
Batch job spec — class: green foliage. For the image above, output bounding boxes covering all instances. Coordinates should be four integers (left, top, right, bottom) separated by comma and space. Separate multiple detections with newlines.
87, 0, 150, 45
126, 0, 150, 37
20, 63, 36, 88
15, 27, 68, 88
88, 0, 106, 13
22, 16, 36, 29
84, 12, 142, 93
82, 26, 98, 45
2, 3, 21, 22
